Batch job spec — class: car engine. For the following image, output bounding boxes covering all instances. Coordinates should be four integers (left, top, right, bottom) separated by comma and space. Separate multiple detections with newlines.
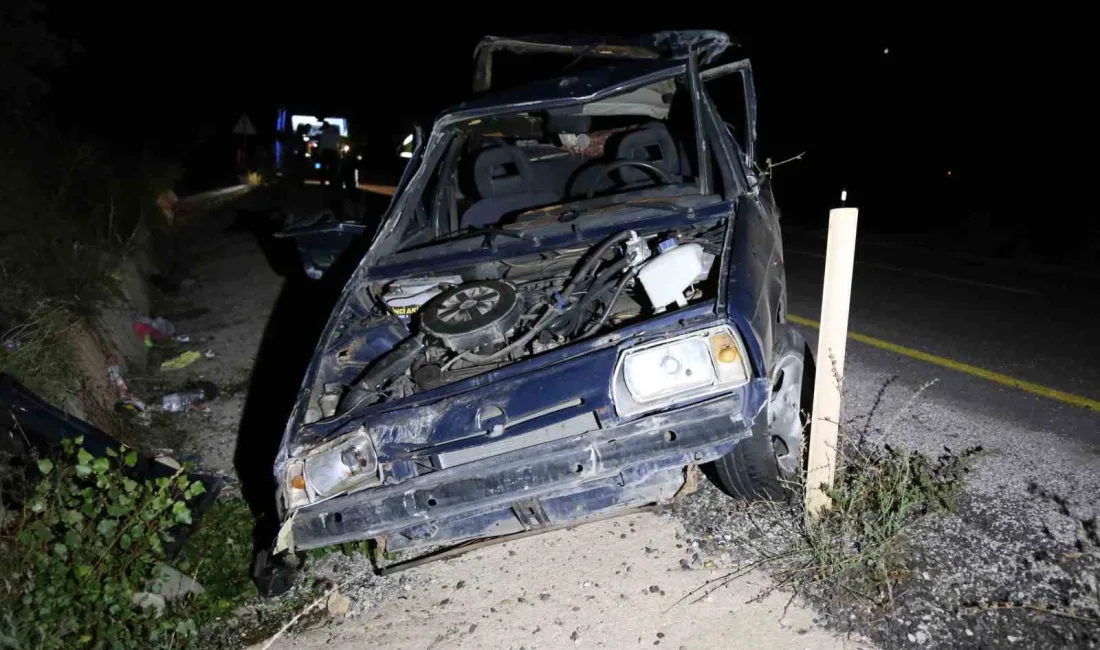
331, 223, 724, 416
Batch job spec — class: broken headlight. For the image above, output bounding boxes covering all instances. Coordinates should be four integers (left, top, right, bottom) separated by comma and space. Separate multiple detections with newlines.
286, 429, 382, 505
612, 326, 750, 417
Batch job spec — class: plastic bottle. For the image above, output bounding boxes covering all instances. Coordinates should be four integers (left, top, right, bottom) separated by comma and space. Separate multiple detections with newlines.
158, 381, 218, 413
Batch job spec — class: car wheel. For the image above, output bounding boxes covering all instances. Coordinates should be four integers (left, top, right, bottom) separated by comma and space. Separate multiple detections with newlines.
713, 332, 812, 500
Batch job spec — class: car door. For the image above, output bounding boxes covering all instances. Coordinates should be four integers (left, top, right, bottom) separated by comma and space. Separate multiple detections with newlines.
702, 61, 787, 374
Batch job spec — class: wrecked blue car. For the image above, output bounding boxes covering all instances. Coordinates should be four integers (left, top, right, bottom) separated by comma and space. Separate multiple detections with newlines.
271, 31, 812, 559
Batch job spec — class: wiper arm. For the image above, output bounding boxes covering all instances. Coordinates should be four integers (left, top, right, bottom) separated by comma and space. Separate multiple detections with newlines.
477, 225, 528, 241
427, 225, 532, 250
430, 225, 524, 244
478, 225, 536, 250
619, 201, 682, 213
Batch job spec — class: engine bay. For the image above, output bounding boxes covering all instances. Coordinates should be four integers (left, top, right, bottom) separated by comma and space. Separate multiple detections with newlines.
306, 219, 727, 422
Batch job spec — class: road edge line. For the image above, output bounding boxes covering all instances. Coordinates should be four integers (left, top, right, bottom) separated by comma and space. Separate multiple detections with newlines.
787, 314, 1100, 412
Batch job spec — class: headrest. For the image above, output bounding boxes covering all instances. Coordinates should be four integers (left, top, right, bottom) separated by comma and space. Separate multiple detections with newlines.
472, 145, 532, 198
613, 122, 679, 176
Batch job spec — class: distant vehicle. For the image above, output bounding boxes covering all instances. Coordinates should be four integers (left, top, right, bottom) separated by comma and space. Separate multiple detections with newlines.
265, 31, 812, 571
275, 110, 363, 188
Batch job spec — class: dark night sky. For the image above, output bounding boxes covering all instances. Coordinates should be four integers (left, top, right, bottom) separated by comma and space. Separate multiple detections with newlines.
20, 5, 1090, 242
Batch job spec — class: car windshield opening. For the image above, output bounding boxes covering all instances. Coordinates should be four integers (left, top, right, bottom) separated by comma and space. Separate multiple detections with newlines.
397, 75, 714, 253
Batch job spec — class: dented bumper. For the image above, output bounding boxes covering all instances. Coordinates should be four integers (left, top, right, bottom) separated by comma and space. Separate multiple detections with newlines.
285, 392, 752, 551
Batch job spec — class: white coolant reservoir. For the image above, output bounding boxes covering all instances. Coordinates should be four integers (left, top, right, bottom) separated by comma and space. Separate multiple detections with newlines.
637, 243, 704, 309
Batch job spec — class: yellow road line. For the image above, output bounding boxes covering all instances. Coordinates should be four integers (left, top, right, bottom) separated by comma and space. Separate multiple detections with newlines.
787, 314, 1100, 412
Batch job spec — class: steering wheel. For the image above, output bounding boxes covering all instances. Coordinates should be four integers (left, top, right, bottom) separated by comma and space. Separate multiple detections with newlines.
586, 160, 675, 198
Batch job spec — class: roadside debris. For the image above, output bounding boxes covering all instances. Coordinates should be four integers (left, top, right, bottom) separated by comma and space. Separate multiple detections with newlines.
114, 397, 149, 422
131, 591, 167, 614
107, 363, 129, 394
133, 315, 176, 348
326, 589, 351, 617
0, 371, 224, 545
161, 350, 201, 371
108, 362, 150, 423
152, 565, 205, 599
203, 349, 216, 360
159, 381, 218, 413
150, 564, 206, 600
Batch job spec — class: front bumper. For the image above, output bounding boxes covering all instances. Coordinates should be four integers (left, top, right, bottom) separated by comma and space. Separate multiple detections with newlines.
284, 392, 752, 551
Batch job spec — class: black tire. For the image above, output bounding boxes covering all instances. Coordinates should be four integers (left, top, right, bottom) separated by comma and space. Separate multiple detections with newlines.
712, 337, 814, 501
713, 424, 787, 500
251, 548, 303, 597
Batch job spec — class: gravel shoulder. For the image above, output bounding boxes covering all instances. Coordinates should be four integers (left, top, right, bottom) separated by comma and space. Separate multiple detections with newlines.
254, 512, 860, 650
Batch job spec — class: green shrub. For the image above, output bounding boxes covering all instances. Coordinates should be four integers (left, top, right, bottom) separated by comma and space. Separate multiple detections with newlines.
173, 499, 258, 625
798, 442, 982, 600
0, 439, 206, 649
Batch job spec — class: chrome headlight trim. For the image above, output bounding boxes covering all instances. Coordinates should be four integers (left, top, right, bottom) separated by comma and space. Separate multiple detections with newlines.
286, 428, 383, 507
612, 325, 751, 417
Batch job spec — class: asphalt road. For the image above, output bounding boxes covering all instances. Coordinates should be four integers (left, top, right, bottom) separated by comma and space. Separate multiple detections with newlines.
782, 227, 1100, 446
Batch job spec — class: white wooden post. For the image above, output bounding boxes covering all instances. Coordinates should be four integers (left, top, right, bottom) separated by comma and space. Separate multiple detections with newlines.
805, 207, 859, 516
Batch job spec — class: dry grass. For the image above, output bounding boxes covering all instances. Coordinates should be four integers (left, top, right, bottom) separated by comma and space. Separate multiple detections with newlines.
0, 303, 79, 406
681, 379, 982, 612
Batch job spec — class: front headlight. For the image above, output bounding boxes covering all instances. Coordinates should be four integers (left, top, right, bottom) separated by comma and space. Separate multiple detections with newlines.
285, 429, 382, 506
613, 326, 750, 417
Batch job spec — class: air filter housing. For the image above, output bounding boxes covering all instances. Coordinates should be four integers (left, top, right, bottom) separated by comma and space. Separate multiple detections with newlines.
420, 280, 522, 352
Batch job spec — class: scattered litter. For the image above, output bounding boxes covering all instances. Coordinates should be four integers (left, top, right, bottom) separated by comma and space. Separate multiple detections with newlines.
161, 350, 201, 371
202, 349, 216, 359
150, 564, 204, 600
175, 334, 191, 343
107, 364, 129, 394
132, 592, 166, 614
158, 381, 218, 413
133, 316, 176, 348
153, 454, 182, 470
115, 397, 147, 413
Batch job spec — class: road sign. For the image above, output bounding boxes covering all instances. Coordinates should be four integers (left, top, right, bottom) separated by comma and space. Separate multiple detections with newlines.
232, 114, 257, 136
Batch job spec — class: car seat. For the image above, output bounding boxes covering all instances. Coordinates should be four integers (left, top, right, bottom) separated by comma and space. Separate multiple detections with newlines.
461, 145, 558, 228
611, 122, 681, 185
564, 122, 683, 198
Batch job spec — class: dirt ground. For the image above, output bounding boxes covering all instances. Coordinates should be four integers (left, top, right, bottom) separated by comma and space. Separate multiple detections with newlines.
163, 192, 861, 649
254, 513, 858, 650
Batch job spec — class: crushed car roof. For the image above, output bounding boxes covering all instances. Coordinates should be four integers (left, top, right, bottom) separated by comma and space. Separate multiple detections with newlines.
474, 31, 732, 66
471, 31, 732, 95
443, 59, 689, 126
451, 31, 733, 123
